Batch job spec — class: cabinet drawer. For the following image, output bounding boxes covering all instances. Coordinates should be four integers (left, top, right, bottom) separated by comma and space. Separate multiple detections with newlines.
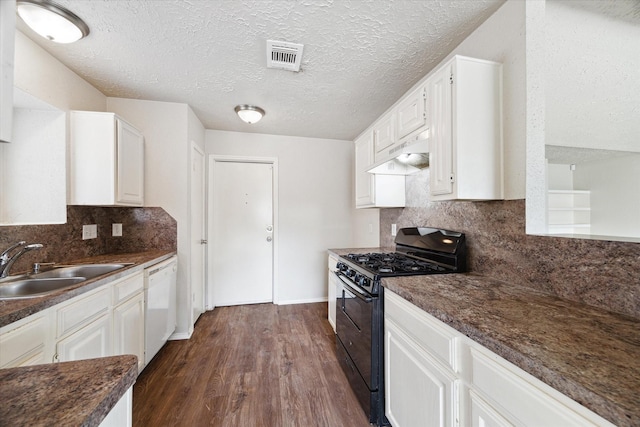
469, 346, 612, 426
0, 313, 48, 368
112, 271, 144, 304
56, 288, 110, 338
385, 290, 458, 372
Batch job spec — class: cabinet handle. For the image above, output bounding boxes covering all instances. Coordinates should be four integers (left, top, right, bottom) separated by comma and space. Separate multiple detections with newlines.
53, 353, 59, 363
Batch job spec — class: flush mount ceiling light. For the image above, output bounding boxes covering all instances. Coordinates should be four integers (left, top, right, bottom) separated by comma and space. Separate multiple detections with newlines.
234, 105, 265, 124
17, 0, 90, 44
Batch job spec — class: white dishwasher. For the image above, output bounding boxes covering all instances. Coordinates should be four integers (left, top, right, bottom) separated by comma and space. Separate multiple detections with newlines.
144, 256, 177, 366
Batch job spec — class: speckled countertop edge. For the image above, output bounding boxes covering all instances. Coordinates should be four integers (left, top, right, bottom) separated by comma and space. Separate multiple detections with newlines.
328, 248, 640, 427
0, 250, 176, 328
0, 355, 138, 426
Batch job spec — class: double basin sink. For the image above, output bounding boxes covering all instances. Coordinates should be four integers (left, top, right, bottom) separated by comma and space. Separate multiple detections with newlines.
0, 264, 133, 299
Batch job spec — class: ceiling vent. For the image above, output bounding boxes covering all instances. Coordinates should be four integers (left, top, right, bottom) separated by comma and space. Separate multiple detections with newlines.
266, 40, 304, 72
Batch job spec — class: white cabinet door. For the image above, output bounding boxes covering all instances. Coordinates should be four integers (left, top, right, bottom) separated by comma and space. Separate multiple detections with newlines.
429, 56, 503, 201
469, 389, 514, 427
355, 132, 375, 207
56, 314, 112, 362
397, 85, 427, 139
113, 292, 145, 372
373, 112, 396, 159
70, 111, 144, 206
116, 119, 144, 205
429, 65, 454, 197
385, 318, 458, 427
0, 313, 48, 368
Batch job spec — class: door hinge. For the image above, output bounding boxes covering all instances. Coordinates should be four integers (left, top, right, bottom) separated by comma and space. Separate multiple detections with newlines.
450, 174, 455, 183
422, 88, 427, 99
450, 73, 454, 85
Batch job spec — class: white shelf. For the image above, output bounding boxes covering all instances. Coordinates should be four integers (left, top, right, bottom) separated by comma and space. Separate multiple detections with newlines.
547, 189, 591, 234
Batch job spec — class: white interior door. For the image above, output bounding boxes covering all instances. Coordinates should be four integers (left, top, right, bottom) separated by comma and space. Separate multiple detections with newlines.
190, 143, 205, 323
210, 159, 274, 306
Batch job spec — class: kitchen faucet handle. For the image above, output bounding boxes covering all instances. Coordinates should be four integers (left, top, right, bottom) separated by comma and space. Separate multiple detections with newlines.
0, 241, 27, 260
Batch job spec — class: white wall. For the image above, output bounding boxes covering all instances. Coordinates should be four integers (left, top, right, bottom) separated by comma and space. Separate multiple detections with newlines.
14, 31, 106, 112
206, 130, 358, 304
574, 156, 640, 238
106, 98, 195, 336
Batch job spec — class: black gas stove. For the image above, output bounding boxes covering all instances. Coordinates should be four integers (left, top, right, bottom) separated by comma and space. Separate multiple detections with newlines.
334, 227, 466, 426
336, 227, 467, 296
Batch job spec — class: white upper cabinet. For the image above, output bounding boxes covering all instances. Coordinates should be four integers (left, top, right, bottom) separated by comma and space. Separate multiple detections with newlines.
373, 111, 396, 160
396, 85, 427, 140
354, 132, 405, 208
429, 56, 503, 201
70, 111, 144, 206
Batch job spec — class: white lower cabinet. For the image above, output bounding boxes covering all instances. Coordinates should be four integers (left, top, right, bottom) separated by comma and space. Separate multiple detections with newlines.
385, 318, 459, 427
113, 292, 145, 372
0, 312, 48, 368
384, 289, 615, 427
99, 387, 133, 427
327, 254, 339, 332
56, 313, 112, 363
0, 269, 147, 371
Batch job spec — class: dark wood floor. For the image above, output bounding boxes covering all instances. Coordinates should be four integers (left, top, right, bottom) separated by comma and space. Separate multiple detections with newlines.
133, 303, 371, 426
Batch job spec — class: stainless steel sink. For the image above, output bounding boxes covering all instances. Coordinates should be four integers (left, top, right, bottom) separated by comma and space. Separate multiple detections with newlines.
0, 277, 86, 299
0, 263, 133, 299
33, 263, 132, 280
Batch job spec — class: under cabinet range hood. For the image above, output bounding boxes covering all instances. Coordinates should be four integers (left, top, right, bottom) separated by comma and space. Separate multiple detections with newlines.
367, 130, 429, 175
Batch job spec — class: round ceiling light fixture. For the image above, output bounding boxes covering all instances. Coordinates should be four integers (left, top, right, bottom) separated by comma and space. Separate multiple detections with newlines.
234, 105, 265, 124
17, 0, 90, 44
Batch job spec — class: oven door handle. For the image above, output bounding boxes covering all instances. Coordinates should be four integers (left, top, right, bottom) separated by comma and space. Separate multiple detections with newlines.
337, 274, 373, 303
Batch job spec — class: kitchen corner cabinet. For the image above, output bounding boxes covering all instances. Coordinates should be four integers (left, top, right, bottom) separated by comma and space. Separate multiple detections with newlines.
384, 290, 615, 427
70, 111, 144, 206
429, 56, 503, 201
354, 132, 405, 208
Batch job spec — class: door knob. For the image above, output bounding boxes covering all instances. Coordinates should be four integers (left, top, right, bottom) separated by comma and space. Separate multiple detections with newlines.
266, 225, 273, 232
266, 236, 273, 242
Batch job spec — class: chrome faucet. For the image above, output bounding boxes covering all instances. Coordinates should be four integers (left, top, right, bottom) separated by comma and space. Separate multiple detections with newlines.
0, 241, 44, 278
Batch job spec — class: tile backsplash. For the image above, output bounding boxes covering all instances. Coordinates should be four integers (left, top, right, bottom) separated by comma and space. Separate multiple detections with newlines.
0, 206, 176, 274
381, 198, 640, 319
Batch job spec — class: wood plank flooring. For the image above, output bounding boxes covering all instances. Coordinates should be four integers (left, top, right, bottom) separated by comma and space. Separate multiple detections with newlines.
133, 303, 371, 426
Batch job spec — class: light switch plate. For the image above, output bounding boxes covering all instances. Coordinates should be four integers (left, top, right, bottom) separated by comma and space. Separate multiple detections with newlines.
82, 224, 97, 240
112, 223, 123, 237
391, 224, 397, 236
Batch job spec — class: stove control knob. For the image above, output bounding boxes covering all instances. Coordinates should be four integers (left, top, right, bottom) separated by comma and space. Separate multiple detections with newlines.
336, 262, 345, 272
346, 269, 356, 278
361, 277, 370, 288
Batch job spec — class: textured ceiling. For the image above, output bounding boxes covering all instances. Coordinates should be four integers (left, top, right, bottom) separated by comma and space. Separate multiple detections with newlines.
17, 0, 505, 140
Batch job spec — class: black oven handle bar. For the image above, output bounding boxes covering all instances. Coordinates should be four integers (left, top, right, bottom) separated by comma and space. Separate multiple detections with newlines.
337, 273, 373, 303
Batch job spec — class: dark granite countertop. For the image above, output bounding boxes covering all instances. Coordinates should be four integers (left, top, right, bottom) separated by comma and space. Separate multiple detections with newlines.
328, 248, 640, 426
0, 355, 138, 426
0, 250, 175, 328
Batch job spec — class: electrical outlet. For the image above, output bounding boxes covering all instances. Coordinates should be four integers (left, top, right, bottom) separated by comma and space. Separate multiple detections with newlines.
391, 224, 397, 236
82, 224, 97, 240
112, 223, 123, 237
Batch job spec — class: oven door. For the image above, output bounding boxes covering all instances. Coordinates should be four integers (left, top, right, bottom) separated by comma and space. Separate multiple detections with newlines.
335, 272, 374, 389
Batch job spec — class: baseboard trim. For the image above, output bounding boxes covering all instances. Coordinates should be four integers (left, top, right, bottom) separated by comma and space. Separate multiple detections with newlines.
277, 297, 328, 305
